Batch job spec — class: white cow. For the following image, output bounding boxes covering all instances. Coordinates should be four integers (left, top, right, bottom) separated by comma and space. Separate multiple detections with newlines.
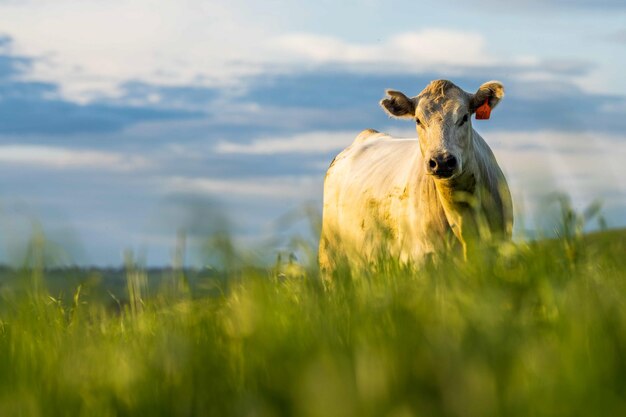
319, 79, 513, 274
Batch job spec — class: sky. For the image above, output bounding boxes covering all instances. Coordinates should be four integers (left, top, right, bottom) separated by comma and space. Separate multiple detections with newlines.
0, 0, 625, 266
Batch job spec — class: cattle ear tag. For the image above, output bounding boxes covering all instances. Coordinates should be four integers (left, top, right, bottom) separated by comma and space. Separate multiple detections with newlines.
475, 99, 491, 120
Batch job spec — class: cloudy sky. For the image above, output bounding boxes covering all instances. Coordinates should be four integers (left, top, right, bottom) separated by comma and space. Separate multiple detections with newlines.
0, 0, 624, 266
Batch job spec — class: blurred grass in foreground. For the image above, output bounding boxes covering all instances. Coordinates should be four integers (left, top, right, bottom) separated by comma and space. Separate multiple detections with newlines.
0, 217, 625, 415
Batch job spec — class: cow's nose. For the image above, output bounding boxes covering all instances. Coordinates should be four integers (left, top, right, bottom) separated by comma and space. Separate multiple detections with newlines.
427, 154, 457, 178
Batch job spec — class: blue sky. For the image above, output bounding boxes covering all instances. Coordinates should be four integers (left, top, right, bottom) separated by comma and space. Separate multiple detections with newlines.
0, 0, 624, 266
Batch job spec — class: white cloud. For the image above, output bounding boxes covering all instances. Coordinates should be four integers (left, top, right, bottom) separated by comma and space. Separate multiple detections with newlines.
0, 145, 151, 171
215, 131, 355, 155
0, 0, 569, 101
273, 30, 494, 70
0, 0, 274, 101
163, 175, 321, 199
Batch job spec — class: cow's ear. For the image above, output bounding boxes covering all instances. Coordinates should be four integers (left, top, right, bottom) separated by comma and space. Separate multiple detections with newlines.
470, 81, 504, 117
380, 90, 416, 119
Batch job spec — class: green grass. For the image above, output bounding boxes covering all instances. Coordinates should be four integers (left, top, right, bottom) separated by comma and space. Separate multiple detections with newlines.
0, 227, 625, 417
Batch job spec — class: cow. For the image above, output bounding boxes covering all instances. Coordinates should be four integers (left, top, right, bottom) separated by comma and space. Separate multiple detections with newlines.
319, 79, 513, 275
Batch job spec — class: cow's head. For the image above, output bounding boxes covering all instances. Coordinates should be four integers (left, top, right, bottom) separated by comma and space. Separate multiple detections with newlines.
380, 80, 504, 179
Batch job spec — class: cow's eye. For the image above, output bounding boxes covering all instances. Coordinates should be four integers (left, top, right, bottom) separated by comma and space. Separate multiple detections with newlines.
415, 117, 422, 126
459, 114, 469, 126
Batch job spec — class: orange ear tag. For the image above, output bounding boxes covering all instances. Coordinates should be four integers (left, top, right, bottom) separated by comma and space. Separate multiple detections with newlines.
475, 99, 491, 120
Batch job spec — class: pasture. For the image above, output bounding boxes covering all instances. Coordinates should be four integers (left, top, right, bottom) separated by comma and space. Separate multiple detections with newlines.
0, 218, 624, 416
1, 2, 625, 416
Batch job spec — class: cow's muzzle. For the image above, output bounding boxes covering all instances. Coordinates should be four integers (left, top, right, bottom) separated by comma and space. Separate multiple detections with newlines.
427, 153, 458, 179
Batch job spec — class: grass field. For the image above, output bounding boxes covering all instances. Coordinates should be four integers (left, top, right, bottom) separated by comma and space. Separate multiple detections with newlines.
0, 223, 625, 416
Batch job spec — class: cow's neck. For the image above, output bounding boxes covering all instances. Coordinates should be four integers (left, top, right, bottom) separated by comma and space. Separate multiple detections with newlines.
433, 135, 483, 258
